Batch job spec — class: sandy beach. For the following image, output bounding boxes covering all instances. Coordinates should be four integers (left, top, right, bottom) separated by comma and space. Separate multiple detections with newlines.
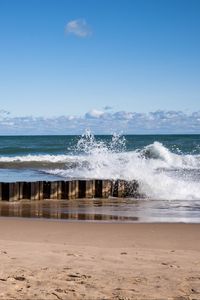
0, 219, 200, 299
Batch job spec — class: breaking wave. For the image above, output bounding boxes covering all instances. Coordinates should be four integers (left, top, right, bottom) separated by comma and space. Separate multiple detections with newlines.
46, 131, 200, 200
1, 130, 200, 200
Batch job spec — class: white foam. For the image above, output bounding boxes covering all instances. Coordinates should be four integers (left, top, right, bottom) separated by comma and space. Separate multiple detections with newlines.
142, 141, 200, 169
0, 154, 79, 163
45, 133, 200, 200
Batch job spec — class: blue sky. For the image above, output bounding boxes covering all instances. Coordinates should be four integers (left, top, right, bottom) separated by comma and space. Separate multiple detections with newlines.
0, 0, 200, 133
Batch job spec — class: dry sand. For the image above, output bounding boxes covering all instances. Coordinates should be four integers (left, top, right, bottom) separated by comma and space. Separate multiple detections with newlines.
0, 219, 200, 299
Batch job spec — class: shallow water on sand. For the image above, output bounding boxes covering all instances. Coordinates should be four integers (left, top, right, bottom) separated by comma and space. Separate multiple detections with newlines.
0, 198, 200, 223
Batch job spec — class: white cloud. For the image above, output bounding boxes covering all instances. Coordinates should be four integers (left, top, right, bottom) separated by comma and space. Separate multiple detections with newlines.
85, 109, 105, 119
65, 19, 92, 38
113, 111, 134, 120
1, 109, 200, 134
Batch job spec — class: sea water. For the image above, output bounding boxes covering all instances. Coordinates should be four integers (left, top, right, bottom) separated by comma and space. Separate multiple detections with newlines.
0, 132, 200, 222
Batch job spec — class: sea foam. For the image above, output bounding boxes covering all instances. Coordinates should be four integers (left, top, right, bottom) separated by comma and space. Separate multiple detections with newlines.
45, 131, 200, 200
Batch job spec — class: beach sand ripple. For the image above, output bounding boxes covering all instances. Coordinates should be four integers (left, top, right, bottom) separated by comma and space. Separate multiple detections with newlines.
0, 220, 200, 299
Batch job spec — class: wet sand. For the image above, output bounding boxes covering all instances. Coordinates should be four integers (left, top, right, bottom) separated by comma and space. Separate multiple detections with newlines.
1, 198, 200, 223
0, 219, 200, 299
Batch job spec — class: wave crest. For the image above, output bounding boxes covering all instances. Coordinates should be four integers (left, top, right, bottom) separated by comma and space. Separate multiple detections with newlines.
141, 141, 200, 169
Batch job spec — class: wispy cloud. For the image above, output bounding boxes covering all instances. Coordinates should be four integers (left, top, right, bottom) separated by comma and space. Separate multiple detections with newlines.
1, 109, 200, 134
65, 19, 92, 38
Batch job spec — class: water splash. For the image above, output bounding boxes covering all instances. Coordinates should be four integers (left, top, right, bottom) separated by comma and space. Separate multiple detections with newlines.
76, 129, 126, 154
72, 129, 127, 179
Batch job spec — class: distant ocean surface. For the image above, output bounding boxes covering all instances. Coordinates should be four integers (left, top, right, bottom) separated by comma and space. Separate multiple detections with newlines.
1, 132, 200, 201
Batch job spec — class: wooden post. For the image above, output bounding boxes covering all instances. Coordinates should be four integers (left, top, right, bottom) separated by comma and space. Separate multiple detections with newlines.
19, 182, 23, 200
1, 183, 9, 201
74, 180, 79, 199
68, 181, 73, 199
78, 180, 86, 198
95, 180, 102, 198
60, 181, 68, 199
43, 181, 51, 199
85, 180, 95, 198
31, 182, 40, 200
102, 180, 112, 198
21, 182, 31, 200
129, 180, 139, 198
39, 181, 43, 200
57, 181, 62, 199
50, 181, 58, 199
19, 181, 32, 199
113, 180, 125, 197
69, 180, 78, 199
9, 182, 19, 201
117, 180, 126, 198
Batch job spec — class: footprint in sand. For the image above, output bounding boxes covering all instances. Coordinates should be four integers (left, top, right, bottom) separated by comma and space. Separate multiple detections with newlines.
14, 276, 26, 281
41, 267, 48, 271
0, 278, 7, 281
63, 267, 71, 270
52, 291, 64, 300
132, 277, 147, 284
67, 273, 92, 282
161, 262, 180, 268
68, 274, 81, 278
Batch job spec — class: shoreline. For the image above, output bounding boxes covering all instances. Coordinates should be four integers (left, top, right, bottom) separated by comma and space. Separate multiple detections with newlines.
1, 215, 200, 224
1, 219, 200, 299
1, 198, 200, 223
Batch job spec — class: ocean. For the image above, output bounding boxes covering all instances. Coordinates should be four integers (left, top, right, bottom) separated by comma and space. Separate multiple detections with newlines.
0, 132, 200, 222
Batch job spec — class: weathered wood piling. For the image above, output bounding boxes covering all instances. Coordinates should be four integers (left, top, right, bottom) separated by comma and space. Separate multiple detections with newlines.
0, 179, 139, 201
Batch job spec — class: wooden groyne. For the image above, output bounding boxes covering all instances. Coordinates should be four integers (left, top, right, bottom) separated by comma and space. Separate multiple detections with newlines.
0, 180, 139, 201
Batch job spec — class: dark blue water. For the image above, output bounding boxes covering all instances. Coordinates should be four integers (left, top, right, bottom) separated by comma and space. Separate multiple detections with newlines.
0, 134, 200, 156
